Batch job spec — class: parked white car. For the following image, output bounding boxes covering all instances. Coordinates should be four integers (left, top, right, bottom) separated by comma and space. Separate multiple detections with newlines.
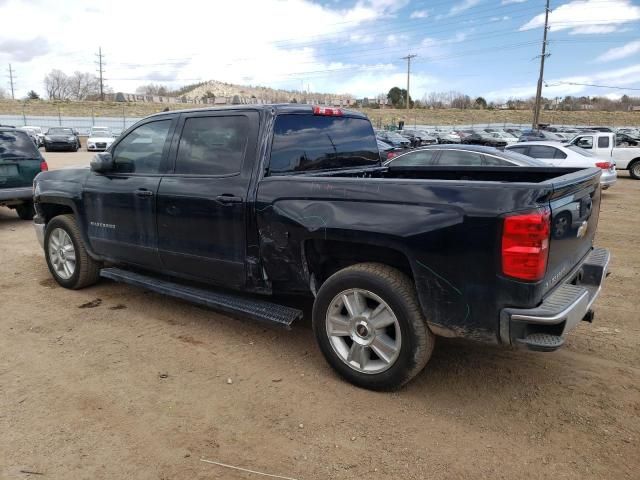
488, 131, 518, 145
568, 132, 640, 179
506, 141, 617, 189
87, 127, 115, 152
20, 126, 44, 146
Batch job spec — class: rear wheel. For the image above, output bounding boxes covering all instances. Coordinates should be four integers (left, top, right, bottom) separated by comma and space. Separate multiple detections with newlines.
629, 160, 640, 180
312, 263, 434, 390
44, 214, 101, 289
15, 201, 35, 220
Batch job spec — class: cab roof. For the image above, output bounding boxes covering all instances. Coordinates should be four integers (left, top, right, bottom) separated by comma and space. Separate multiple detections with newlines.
145, 103, 367, 120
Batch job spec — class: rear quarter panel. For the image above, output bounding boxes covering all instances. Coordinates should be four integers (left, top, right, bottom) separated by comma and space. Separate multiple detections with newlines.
256, 175, 553, 343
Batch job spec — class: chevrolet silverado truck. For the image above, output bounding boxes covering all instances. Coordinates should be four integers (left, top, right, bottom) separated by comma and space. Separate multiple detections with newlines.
32, 104, 610, 390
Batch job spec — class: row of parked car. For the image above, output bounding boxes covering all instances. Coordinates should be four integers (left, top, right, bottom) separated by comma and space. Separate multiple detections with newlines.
376, 125, 640, 183
376, 126, 640, 155
10, 125, 116, 152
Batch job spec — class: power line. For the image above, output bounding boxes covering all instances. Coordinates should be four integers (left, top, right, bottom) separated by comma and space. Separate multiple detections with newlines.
533, 0, 551, 129
7, 64, 15, 100
96, 47, 105, 101
401, 54, 417, 109
545, 81, 640, 91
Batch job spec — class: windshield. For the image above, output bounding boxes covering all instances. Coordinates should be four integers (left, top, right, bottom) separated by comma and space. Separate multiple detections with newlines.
0, 130, 41, 159
567, 145, 596, 157
48, 128, 73, 135
91, 127, 111, 136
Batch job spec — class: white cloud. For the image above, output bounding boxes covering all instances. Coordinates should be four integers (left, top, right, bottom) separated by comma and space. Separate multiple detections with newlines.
501, 0, 527, 4
483, 63, 640, 99
385, 33, 409, 46
520, 0, 640, 35
597, 40, 640, 62
0, 0, 412, 98
410, 10, 429, 19
448, 0, 482, 17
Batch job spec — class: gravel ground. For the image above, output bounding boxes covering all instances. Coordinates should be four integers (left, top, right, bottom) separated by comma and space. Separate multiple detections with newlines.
1, 151, 638, 479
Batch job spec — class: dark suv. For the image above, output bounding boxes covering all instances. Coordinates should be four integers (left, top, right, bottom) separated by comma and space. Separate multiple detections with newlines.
0, 127, 48, 219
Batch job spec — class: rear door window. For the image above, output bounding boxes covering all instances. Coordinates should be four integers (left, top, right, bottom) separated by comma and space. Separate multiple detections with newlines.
507, 146, 528, 155
598, 136, 610, 148
388, 150, 435, 166
483, 155, 515, 166
436, 150, 483, 166
527, 145, 558, 159
175, 116, 249, 175
269, 115, 379, 174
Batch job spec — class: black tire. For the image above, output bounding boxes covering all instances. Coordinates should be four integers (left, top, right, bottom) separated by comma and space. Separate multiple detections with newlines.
312, 263, 435, 391
44, 214, 101, 289
629, 159, 640, 180
15, 201, 35, 220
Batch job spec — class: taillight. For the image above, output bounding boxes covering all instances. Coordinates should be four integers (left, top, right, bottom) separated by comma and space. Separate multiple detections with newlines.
313, 106, 343, 116
595, 161, 611, 169
386, 151, 397, 160
501, 208, 550, 281
40, 160, 48, 171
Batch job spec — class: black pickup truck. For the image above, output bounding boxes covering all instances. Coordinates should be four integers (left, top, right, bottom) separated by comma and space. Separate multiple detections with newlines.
33, 104, 610, 390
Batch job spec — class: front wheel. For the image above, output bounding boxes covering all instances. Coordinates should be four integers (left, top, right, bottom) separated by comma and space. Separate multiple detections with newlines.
312, 263, 434, 390
44, 214, 101, 289
629, 160, 640, 180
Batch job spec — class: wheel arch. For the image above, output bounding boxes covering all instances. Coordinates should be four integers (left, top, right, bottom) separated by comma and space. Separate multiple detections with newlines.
304, 238, 414, 289
37, 198, 100, 260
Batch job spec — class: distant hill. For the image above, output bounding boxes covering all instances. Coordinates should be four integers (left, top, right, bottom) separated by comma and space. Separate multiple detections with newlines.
177, 80, 354, 105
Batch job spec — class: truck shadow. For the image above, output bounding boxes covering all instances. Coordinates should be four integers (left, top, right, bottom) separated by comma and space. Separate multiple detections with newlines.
0, 206, 24, 226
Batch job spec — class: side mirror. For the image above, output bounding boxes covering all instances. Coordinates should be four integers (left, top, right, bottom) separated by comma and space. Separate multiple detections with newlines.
90, 152, 114, 173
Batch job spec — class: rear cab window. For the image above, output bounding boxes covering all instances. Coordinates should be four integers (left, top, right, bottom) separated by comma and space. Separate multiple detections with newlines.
269, 114, 380, 175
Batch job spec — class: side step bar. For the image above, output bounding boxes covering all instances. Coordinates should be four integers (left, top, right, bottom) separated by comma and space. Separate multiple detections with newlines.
100, 267, 303, 329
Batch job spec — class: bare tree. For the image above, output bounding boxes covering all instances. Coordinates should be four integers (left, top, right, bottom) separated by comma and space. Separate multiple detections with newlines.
0, 86, 6, 99
135, 83, 169, 96
44, 69, 71, 100
68, 71, 100, 100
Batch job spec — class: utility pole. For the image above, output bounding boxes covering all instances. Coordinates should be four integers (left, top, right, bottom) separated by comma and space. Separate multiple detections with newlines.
532, 0, 551, 129
96, 47, 105, 101
7, 64, 15, 100
401, 54, 417, 109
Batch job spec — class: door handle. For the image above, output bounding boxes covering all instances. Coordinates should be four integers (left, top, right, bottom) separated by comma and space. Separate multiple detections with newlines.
215, 194, 243, 205
135, 188, 154, 197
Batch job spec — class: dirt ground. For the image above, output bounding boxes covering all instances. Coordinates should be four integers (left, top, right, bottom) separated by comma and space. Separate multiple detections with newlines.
1, 151, 638, 480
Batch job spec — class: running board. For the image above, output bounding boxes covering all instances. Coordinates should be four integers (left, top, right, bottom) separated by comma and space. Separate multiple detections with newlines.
100, 267, 302, 328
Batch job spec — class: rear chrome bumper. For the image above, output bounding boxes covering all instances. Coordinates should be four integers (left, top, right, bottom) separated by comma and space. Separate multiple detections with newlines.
500, 247, 610, 350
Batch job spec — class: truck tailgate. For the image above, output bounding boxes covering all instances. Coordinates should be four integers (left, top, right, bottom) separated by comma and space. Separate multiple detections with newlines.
545, 167, 601, 294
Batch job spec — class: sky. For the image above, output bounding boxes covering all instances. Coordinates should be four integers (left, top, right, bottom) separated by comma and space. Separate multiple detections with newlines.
0, 0, 639, 101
